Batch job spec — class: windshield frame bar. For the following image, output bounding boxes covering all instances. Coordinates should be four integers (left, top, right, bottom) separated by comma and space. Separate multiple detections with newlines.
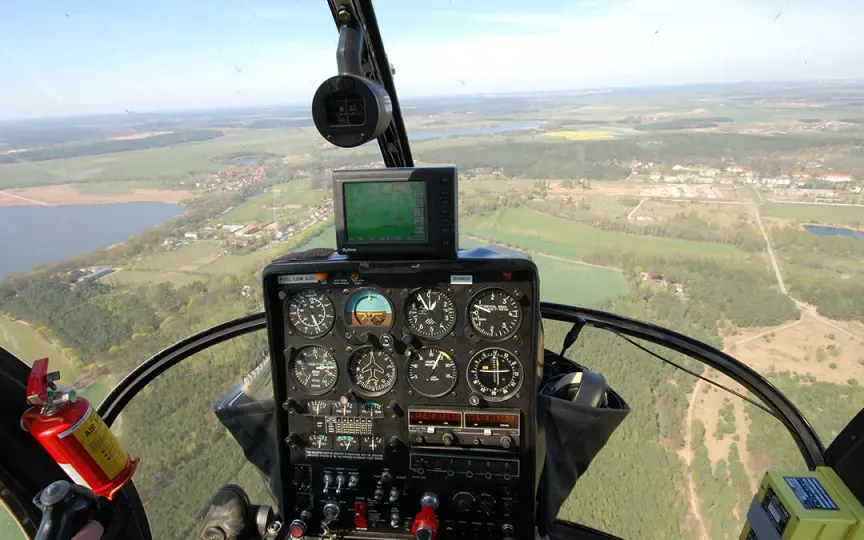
97, 304, 826, 469
327, 0, 414, 167
542, 302, 826, 468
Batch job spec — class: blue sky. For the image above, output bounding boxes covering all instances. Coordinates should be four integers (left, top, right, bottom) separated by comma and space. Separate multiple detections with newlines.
2, 0, 863, 119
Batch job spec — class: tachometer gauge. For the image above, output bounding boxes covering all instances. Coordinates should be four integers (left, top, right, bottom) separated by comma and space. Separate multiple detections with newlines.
467, 348, 523, 402
406, 288, 456, 339
468, 288, 522, 340
286, 288, 335, 338
348, 346, 397, 396
290, 345, 338, 395
408, 346, 458, 398
345, 289, 394, 328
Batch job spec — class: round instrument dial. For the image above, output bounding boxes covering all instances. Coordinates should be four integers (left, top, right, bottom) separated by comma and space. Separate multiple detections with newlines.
291, 345, 338, 394
406, 288, 457, 339
348, 347, 398, 396
345, 289, 394, 328
286, 288, 335, 338
468, 288, 522, 340
408, 346, 458, 398
467, 348, 523, 402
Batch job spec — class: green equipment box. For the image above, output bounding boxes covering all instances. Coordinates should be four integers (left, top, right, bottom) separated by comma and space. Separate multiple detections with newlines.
741, 468, 864, 540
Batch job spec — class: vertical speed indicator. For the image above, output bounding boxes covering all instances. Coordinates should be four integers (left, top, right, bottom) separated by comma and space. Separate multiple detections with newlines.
468, 288, 522, 340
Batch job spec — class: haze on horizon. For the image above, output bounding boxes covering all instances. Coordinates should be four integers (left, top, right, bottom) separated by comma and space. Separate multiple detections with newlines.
2, 0, 864, 121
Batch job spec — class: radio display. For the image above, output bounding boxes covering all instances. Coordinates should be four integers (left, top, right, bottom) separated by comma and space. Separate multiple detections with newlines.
464, 412, 519, 430
408, 410, 462, 427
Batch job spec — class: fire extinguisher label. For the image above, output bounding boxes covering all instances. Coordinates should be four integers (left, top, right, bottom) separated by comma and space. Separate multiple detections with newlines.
60, 404, 128, 479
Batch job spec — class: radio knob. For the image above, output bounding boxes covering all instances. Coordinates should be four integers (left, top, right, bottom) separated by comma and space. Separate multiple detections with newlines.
501, 523, 516, 538
452, 492, 474, 512
500, 435, 513, 449
441, 432, 455, 446
477, 494, 496, 515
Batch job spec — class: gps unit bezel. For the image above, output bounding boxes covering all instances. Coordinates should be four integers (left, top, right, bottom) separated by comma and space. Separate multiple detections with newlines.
333, 167, 458, 258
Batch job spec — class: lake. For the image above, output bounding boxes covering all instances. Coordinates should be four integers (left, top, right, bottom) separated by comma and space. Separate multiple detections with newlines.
804, 224, 864, 240
409, 121, 542, 141
0, 203, 184, 278
232, 156, 258, 166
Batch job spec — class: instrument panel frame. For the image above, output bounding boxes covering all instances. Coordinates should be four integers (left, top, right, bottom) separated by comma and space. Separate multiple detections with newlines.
262, 253, 542, 537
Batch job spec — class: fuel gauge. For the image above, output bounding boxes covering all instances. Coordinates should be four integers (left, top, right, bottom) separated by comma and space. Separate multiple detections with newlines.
307, 400, 332, 416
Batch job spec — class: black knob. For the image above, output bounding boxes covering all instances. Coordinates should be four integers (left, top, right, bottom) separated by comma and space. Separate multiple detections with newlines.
286, 432, 303, 447
453, 493, 474, 512
477, 494, 496, 515
500, 435, 513, 449
387, 401, 403, 418
374, 488, 385, 501
502, 523, 516, 538
388, 436, 403, 450
441, 432, 455, 446
380, 471, 392, 483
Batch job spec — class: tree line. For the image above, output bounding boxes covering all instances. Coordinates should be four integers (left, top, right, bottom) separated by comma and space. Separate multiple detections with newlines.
535, 201, 765, 251
0, 130, 224, 165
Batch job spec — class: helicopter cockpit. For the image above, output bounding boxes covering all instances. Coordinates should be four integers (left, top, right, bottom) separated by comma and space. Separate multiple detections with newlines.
1, 2, 863, 540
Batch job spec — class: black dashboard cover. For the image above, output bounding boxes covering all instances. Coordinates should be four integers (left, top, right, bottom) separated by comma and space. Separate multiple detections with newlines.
536, 351, 630, 538
215, 349, 630, 537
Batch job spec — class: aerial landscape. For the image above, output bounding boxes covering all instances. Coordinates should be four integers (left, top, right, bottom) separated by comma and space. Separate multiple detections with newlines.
2, 80, 864, 539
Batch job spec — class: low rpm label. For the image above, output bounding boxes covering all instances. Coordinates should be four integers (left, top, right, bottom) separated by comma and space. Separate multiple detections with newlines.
62, 404, 128, 479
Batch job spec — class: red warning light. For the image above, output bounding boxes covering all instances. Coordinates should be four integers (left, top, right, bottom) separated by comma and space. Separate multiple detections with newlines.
502, 271, 513, 280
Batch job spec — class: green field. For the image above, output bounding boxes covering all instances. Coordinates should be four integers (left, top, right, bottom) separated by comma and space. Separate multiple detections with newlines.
0, 508, 25, 540
105, 270, 206, 287
0, 129, 318, 188
762, 203, 864, 227
216, 178, 328, 226
80, 381, 111, 407
142, 241, 223, 272
0, 317, 62, 365
462, 206, 741, 260
460, 236, 628, 306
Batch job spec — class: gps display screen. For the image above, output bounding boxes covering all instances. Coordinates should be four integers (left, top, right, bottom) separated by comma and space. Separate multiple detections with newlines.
343, 181, 427, 242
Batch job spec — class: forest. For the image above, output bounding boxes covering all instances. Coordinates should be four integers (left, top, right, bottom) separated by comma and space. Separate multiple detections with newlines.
0, 130, 223, 164
417, 133, 864, 180
535, 201, 766, 251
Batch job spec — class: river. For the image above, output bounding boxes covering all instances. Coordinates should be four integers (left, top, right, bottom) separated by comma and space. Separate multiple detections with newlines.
0, 202, 184, 278
804, 224, 864, 240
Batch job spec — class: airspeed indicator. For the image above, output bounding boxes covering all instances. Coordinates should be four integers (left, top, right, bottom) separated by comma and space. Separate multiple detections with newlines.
406, 288, 456, 339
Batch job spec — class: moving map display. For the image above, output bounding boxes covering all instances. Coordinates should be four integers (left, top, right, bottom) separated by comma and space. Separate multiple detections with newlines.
343, 181, 427, 242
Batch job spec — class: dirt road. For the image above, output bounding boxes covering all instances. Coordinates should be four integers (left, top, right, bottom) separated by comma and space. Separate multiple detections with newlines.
684, 379, 710, 540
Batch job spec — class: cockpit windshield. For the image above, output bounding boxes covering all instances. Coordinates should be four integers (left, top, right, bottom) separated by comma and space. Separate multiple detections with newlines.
2, 2, 863, 539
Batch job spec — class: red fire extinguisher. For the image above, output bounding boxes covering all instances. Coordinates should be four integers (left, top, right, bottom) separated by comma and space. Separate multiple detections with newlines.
21, 358, 138, 499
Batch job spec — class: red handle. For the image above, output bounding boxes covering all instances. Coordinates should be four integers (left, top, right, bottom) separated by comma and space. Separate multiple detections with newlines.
27, 358, 49, 405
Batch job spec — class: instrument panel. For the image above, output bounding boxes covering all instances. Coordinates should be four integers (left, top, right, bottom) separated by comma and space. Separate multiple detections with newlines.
263, 253, 540, 540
